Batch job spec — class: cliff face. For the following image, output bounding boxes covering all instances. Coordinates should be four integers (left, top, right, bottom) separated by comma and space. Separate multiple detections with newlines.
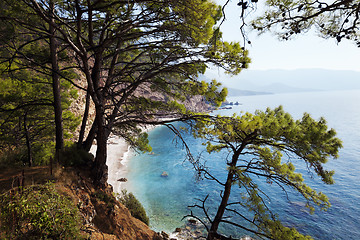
135, 84, 213, 113
57, 168, 166, 240
68, 70, 96, 142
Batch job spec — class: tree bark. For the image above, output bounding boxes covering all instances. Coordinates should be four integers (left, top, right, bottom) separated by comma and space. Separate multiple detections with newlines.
23, 112, 33, 167
49, 0, 64, 162
92, 102, 108, 185
207, 171, 234, 240
88, 52, 109, 185
207, 151, 241, 240
77, 90, 91, 148
83, 118, 97, 152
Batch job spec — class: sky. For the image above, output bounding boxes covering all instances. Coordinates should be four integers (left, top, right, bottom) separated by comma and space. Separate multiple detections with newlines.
216, 1, 360, 72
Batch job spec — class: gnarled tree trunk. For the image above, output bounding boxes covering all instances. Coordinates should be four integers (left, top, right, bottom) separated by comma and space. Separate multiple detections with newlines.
93, 107, 108, 185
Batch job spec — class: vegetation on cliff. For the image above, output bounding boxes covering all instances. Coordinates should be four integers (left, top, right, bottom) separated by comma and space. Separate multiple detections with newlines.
0, 182, 83, 239
0, 166, 162, 240
119, 190, 150, 226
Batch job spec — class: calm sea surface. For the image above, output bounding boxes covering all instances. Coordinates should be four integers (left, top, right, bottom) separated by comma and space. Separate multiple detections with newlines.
125, 90, 360, 239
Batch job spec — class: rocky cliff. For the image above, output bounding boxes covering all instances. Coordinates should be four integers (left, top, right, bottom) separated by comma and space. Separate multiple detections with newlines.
56, 167, 169, 240
0, 165, 170, 240
134, 84, 213, 113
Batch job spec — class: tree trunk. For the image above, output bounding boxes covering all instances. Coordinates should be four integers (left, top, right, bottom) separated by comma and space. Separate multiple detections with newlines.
92, 105, 108, 186
83, 115, 97, 152
89, 53, 109, 186
49, 1, 64, 162
207, 151, 241, 240
207, 171, 234, 240
77, 90, 91, 148
23, 112, 33, 167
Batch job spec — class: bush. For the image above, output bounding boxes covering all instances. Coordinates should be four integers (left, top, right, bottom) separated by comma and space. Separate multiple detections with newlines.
32, 141, 55, 166
0, 141, 56, 167
0, 148, 26, 168
118, 190, 149, 225
60, 142, 94, 167
0, 182, 84, 239
92, 190, 116, 209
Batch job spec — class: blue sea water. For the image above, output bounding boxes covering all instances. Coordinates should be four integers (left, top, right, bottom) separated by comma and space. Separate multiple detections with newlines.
125, 90, 360, 239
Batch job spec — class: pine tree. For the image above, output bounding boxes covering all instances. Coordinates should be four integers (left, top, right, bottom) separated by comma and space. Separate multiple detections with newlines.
1, 0, 250, 184
187, 106, 342, 239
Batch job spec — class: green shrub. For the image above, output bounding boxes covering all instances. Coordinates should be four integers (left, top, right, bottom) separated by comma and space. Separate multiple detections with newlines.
32, 141, 55, 166
60, 142, 94, 167
0, 182, 84, 239
118, 190, 149, 225
92, 190, 116, 209
0, 148, 26, 168
0, 142, 55, 167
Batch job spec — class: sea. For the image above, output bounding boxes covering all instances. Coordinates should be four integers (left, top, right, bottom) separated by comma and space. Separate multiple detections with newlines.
122, 89, 360, 239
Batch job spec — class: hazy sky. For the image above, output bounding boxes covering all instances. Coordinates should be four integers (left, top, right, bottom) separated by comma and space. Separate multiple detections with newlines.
217, 1, 360, 72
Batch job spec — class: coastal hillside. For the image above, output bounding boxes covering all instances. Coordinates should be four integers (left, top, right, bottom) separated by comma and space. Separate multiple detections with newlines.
0, 165, 169, 240
1, 0, 346, 239
0, 72, 213, 239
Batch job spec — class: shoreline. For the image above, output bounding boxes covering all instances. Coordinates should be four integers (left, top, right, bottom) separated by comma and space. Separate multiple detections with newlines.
90, 124, 159, 194
93, 131, 248, 240
90, 135, 132, 193
104, 126, 190, 240
106, 136, 132, 194
105, 124, 158, 193
94, 124, 196, 239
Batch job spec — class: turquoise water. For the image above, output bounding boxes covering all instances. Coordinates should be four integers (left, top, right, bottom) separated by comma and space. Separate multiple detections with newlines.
126, 90, 360, 239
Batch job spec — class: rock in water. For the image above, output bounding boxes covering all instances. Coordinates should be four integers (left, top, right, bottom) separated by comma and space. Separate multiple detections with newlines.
188, 219, 197, 225
161, 171, 169, 177
160, 231, 169, 239
117, 178, 128, 182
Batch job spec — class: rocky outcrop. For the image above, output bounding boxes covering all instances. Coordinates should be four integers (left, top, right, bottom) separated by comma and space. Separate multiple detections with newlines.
135, 84, 213, 113
56, 168, 166, 240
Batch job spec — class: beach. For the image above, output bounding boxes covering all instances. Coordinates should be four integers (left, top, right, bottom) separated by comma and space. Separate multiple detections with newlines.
91, 124, 157, 194
106, 136, 131, 193
90, 135, 131, 193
